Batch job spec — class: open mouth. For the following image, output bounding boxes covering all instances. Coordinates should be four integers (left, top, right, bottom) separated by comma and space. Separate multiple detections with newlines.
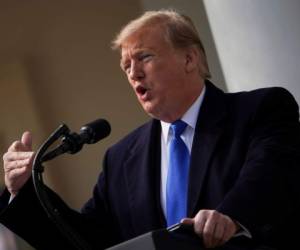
136, 85, 147, 96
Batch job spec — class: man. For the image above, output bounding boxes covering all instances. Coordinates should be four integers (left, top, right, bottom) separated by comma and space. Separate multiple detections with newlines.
1, 9, 300, 250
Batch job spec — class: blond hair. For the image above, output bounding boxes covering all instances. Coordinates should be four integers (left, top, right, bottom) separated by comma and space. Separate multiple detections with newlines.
112, 9, 211, 78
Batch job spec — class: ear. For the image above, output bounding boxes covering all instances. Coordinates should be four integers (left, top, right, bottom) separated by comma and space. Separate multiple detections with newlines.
184, 46, 199, 73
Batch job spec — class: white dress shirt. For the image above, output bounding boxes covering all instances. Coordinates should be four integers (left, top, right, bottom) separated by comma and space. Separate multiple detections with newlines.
159, 85, 250, 238
160, 86, 206, 216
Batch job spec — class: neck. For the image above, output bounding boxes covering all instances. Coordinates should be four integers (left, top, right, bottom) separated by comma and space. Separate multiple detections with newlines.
161, 81, 205, 123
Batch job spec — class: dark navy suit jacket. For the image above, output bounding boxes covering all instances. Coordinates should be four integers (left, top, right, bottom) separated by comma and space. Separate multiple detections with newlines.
1, 81, 300, 250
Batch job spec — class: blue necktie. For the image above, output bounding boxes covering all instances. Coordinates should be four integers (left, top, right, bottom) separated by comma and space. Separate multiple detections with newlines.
166, 120, 190, 226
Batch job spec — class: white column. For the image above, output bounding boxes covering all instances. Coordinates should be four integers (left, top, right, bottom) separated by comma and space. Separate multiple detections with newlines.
204, 0, 300, 103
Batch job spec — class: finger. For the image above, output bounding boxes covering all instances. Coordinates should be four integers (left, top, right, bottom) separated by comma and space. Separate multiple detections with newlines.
193, 212, 206, 237
211, 222, 226, 248
6, 166, 31, 180
7, 132, 33, 152
6, 167, 32, 195
8, 141, 25, 152
202, 218, 216, 248
3, 151, 34, 162
4, 158, 32, 172
181, 218, 194, 225
21, 131, 32, 151
211, 216, 236, 247
222, 220, 236, 243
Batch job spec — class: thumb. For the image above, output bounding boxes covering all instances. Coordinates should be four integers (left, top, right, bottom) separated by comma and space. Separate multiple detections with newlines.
181, 217, 194, 225
21, 131, 33, 151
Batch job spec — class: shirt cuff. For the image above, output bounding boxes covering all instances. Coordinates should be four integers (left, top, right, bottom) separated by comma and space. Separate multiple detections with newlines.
234, 221, 252, 238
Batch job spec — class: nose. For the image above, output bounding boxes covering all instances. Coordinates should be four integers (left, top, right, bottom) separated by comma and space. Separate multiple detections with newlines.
129, 61, 145, 81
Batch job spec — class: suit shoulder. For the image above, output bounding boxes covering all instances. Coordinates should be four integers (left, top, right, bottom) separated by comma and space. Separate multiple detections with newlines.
230, 86, 293, 98
228, 86, 299, 121
108, 119, 155, 153
229, 86, 298, 107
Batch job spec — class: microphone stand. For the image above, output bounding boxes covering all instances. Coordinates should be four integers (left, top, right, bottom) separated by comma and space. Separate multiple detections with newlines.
32, 123, 93, 250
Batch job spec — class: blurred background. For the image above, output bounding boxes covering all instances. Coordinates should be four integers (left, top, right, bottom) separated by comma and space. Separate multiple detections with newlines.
0, 0, 299, 249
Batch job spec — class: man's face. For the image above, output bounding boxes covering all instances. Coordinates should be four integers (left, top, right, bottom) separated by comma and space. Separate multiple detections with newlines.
120, 26, 194, 122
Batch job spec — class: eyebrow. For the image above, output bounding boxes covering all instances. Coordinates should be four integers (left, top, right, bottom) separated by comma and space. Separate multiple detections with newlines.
120, 56, 130, 69
120, 50, 146, 68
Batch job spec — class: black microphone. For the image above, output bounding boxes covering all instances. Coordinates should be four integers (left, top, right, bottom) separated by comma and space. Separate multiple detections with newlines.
41, 118, 111, 162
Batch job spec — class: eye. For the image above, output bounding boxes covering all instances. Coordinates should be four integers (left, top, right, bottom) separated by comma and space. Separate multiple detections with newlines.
139, 53, 153, 61
122, 64, 131, 74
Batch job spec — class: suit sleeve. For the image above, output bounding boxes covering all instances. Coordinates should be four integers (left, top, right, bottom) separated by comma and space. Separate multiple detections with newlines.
217, 88, 300, 242
0, 180, 78, 249
0, 151, 118, 250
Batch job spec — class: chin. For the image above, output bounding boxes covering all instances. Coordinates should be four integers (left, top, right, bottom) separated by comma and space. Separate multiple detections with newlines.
142, 107, 158, 119
141, 102, 162, 119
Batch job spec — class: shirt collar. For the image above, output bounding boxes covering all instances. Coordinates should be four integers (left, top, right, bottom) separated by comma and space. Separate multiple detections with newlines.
161, 85, 206, 141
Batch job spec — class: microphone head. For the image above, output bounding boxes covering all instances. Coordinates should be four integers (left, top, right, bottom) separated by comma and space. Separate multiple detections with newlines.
80, 118, 111, 144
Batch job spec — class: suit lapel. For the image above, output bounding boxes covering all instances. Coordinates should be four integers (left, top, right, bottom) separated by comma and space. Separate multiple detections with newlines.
122, 82, 228, 231
123, 120, 165, 235
188, 81, 228, 216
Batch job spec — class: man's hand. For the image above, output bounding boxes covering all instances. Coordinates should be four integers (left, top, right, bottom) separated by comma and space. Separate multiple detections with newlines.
181, 209, 239, 248
3, 131, 35, 197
